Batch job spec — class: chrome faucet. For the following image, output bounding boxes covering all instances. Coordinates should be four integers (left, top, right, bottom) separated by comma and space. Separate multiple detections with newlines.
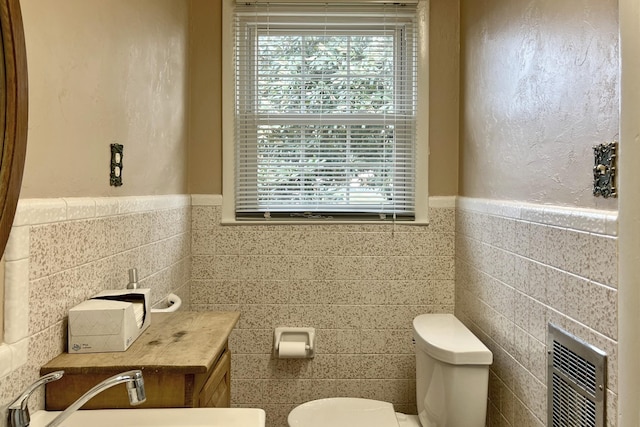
45, 370, 146, 427
7, 371, 64, 427
6, 369, 146, 427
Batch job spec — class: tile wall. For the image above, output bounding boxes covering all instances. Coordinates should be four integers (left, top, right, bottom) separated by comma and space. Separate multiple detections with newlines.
190, 196, 457, 427
455, 197, 618, 427
1, 194, 617, 427
0, 195, 191, 417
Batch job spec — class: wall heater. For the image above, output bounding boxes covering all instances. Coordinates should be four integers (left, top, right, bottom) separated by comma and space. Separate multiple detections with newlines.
548, 323, 607, 427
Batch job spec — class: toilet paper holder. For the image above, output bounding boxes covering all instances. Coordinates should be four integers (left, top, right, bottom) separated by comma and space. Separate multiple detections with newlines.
274, 327, 316, 359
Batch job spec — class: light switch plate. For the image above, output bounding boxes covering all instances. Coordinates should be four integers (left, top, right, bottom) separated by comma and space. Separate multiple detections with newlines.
593, 141, 617, 198
110, 143, 123, 187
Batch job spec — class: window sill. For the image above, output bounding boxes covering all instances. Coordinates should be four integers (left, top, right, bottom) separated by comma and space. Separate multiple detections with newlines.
220, 218, 430, 226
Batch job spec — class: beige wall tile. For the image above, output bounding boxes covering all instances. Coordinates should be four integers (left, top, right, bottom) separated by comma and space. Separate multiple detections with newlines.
232, 379, 265, 404
360, 329, 414, 354
191, 228, 216, 255
334, 379, 385, 400
185, 201, 611, 425
564, 229, 593, 278
589, 234, 618, 287
191, 206, 219, 229
2, 196, 192, 415
456, 205, 618, 427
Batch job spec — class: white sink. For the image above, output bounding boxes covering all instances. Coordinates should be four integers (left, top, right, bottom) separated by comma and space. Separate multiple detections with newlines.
29, 408, 266, 427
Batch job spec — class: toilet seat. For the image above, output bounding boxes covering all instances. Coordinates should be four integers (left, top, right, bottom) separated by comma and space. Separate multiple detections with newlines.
395, 412, 421, 427
287, 398, 400, 427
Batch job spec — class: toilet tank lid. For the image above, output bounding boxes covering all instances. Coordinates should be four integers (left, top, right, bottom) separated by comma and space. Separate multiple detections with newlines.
413, 314, 493, 365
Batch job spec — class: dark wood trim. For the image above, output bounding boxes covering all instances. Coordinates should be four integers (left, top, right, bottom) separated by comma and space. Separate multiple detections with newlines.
0, 0, 28, 258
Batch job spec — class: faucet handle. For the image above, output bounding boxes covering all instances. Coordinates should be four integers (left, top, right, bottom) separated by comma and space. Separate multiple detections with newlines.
8, 371, 64, 427
124, 370, 146, 405
127, 268, 138, 289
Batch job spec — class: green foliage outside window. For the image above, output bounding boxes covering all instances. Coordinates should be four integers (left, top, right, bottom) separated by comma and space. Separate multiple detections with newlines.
252, 33, 405, 208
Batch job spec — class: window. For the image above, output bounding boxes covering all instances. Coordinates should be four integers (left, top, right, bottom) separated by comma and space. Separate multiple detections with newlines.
222, 0, 428, 223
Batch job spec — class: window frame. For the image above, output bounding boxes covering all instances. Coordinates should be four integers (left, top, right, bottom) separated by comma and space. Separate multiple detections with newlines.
222, 0, 429, 224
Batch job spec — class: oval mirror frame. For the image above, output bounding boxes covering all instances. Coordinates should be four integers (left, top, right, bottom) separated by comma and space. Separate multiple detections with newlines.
0, 0, 27, 258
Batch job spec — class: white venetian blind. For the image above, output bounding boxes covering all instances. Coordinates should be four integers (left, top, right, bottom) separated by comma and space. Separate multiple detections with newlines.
233, 1, 418, 220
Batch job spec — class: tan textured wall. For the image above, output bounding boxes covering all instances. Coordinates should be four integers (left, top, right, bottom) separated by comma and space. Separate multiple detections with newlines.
188, 0, 222, 195
460, 0, 619, 209
459, 1, 621, 424
19, 0, 190, 198
191, 201, 456, 426
429, 0, 459, 196
188, 0, 460, 197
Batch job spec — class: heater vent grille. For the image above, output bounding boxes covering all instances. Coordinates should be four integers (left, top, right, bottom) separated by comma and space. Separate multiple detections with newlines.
552, 340, 597, 395
548, 324, 607, 427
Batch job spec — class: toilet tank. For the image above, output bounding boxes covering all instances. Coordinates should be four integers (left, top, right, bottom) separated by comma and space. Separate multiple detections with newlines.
413, 314, 493, 427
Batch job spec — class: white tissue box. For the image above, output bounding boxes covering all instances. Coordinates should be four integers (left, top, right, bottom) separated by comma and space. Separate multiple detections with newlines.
68, 288, 151, 353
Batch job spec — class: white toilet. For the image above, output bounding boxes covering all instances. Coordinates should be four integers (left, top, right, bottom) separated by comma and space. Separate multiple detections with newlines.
288, 314, 493, 427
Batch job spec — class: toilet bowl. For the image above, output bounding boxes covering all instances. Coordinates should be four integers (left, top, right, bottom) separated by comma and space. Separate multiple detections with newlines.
287, 314, 493, 427
288, 398, 421, 427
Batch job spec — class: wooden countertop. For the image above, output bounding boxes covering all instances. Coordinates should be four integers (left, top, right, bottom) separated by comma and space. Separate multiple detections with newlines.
41, 311, 240, 375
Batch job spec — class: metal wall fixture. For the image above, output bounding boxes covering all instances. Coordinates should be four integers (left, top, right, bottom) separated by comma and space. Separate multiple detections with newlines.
110, 143, 123, 187
593, 141, 617, 198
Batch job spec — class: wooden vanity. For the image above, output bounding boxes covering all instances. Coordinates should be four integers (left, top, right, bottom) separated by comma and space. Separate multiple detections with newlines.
40, 311, 240, 410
